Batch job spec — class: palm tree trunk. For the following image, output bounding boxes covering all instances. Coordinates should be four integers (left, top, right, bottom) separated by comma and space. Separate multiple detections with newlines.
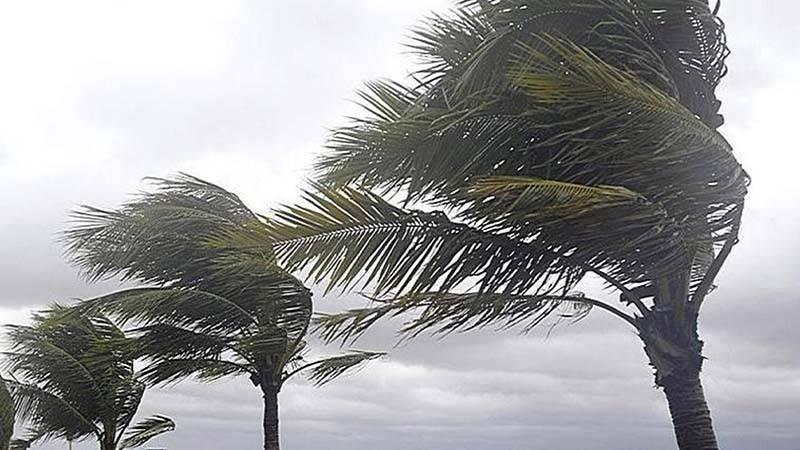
662, 374, 718, 450
262, 385, 280, 450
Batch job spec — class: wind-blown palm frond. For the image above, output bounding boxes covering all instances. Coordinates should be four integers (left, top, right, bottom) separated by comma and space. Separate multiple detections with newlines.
138, 359, 254, 386
462, 176, 689, 280
64, 173, 274, 286
118, 415, 174, 450
319, 0, 728, 198
313, 292, 606, 346
456, 0, 728, 126
268, 184, 583, 297
300, 352, 386, 387
2, 380, 97, 444
79, 288, 257, 335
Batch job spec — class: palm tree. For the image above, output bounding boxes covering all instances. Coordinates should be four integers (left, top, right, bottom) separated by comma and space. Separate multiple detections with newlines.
259, 1, 747, 449
64, 175, 383, 450
1, 306, 174, 450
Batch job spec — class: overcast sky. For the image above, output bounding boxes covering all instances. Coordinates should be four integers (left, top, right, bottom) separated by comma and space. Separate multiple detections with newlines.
0, 1, 798, 449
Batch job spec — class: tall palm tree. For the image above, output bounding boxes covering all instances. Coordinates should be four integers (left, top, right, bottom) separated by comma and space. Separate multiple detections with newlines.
1, 306, 174, 450
64, 175, 383, 450
260, 1, 747, 449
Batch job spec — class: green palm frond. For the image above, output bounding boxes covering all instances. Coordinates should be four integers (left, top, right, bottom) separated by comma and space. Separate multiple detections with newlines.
132, 324, 236, 361
408, 7, 493, 84
313, 292, 604, 345
80, 287, 258, 334
118, 415, 175, 450
299, 351, 385, 387
455, 0, 728, 126
507, 36, 746, 269
268, 184, 583, 297
463, 176, 689, 279
636, 0, 729, 127
64, 173, 275, 286
2, 380, 97, 444
320, 1, 740, 209
113, 381, 145, 437
137, 359, 254, 386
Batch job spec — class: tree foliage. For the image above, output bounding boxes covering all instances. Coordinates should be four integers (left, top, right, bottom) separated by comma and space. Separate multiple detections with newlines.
267, 0, 746, 386
1, 306, 173, 450
64, 175, 383, 394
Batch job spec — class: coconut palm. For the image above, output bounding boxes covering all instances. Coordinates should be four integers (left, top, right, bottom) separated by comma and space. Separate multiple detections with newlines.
261, 1, 747, 449
1, 306, 174, 450
64, 175, 383, 450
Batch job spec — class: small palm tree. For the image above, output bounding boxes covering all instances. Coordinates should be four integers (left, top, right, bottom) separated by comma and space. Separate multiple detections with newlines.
259, 1, 747, 449
64, 175, 383, 450
1, 306, 174, 450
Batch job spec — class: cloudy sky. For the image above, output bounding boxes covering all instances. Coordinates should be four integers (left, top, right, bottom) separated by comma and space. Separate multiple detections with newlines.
1, 1, 798, 449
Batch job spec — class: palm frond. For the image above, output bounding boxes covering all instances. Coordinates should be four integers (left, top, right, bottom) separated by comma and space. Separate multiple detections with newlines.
113, 381, 145, 436
301, 351, 385, 387
63, 173, 274, 286
313, 292, 598, 345
118, 415, 175, 450
132, 324, 235, 361
507, 36, 746, 246
268, 184, 584, 297
79, 287, 258, 334
137, 359, 253, 386
636, 0, 729, 127
462, 176, 689, 280
455, 0, 728, 124
2, 380, 97, 444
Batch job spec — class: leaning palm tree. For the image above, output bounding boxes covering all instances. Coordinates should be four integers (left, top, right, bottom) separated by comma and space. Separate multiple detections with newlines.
1, 306, 174, 450
260, 1, 747, 449
64, 175, 383, 450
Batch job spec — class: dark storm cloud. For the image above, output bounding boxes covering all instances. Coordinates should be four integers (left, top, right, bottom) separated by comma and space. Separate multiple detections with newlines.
3, 1, 799, 449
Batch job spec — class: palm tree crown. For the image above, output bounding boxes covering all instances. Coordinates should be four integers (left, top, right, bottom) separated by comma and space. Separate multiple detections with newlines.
1, 306, 174, 450
261, 1, 747, 449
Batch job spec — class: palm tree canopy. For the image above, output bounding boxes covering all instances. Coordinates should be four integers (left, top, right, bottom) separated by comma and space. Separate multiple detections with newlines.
265, 0, 747, 350
1, 306, 174, 449
64, 175, 382, 391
